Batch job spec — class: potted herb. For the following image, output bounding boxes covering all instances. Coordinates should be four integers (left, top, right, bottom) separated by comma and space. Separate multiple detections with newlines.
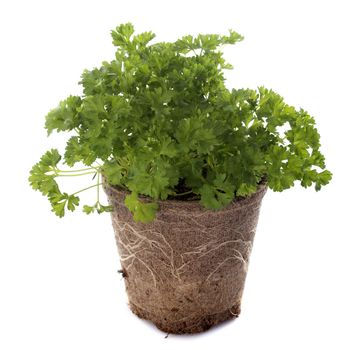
29, 23, 332, 334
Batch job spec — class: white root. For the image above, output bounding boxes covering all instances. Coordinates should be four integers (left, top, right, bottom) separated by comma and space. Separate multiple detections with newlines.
113, 217, 252, 287
113, 219, 181, 285
177, 239, 252, 275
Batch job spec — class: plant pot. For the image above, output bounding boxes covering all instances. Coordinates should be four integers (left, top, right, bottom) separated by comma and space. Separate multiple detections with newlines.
104, 183, 267, 334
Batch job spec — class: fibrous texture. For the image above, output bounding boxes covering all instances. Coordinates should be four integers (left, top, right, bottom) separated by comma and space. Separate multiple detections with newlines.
105, 182, 267, 334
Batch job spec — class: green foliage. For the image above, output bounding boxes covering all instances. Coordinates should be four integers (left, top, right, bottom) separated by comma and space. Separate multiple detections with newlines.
29, 23, 332, 223
124, 192, 159, 223
29, 149, 81, 217
82, 203, 113, 215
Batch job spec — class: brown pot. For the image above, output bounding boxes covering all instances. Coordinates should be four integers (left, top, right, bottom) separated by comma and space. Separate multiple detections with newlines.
104, 183, 267, 334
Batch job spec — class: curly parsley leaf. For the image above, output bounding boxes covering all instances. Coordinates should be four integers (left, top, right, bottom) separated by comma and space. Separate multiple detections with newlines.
45, 96, 82, 135
124, 192, 159, 223
29, 149, 61, 195
199, 174, 234, 210
82, 203, 113, 215
50, 193, 80, 218
102, 160, 124, 186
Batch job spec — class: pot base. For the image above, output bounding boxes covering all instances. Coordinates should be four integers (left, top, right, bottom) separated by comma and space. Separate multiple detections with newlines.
129, 301, 241, 334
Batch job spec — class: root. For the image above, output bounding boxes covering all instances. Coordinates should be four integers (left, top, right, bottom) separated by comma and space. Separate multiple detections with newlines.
205, 248, 249, 283
113, 217, 252, 287
177, 239, 251, 275
118, 240, 159, 286
113, 218, 181, 286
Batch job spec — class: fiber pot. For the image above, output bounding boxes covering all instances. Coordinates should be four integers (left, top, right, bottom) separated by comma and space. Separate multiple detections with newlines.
104, 183, 267, 334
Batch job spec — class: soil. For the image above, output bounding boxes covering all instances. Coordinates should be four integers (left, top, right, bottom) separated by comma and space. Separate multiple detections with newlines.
104, 182, 267, 334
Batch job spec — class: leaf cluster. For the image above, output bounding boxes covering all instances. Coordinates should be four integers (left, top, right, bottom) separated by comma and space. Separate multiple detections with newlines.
29, 23, 332, 222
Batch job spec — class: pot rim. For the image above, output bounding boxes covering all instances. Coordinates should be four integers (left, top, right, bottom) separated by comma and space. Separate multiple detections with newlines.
103, 178, 268, 211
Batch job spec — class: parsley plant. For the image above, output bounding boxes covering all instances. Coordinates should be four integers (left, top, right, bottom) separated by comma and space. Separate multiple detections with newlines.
29, 23, 332, 222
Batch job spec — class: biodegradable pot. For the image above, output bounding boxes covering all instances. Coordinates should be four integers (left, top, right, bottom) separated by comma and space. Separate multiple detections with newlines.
104, 183, 267, 334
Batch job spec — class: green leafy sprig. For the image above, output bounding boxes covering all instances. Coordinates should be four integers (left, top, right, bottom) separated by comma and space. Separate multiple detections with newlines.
29, 23, 332, 223
29, 149, 113, 217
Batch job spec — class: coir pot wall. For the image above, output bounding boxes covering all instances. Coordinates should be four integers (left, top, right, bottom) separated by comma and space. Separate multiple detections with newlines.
104, 183, 267, 334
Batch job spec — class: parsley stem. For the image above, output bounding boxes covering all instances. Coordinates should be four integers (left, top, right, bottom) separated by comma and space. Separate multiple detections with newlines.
57, 171, 96, 177
72, 183, 102, 196
173, 190, 193, 197
97, 172, 101, 203
57, 167, 97, 173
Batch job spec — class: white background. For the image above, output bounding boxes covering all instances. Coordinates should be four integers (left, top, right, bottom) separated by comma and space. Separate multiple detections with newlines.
0, 0, 349, 349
